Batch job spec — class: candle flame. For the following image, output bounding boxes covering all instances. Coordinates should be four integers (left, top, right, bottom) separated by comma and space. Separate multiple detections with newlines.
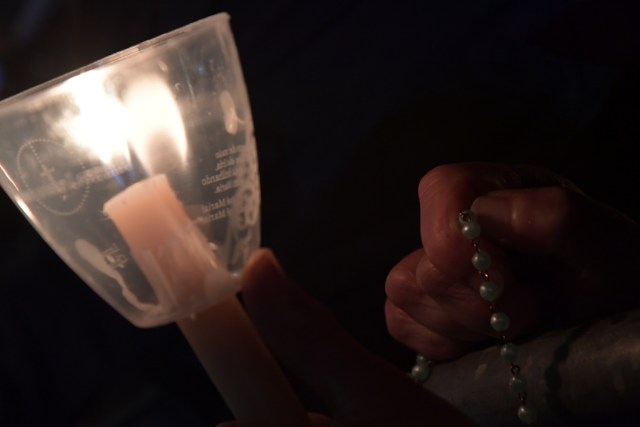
57, 71, 188, 176
59, 69, 131, 166
122, 75, 188, 175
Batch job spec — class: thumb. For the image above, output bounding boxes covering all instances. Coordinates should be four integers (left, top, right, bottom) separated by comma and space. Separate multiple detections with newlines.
471, 186, 640, 321
471, 186, 637, 261
241, 248, 474, 427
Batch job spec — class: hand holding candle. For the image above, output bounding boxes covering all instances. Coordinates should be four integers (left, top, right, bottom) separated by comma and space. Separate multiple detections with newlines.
105, 174, 309, 426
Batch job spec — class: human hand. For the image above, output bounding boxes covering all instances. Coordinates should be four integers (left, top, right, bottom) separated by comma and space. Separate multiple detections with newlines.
217, 248, 476, 427
385, 162, 640, 360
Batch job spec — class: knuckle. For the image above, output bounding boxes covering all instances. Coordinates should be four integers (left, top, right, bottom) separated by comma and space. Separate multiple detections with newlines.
384, 269, 417, 305
418, 164, 454, 200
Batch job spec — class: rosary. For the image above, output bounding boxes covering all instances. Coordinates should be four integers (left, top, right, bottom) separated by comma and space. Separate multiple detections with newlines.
409, 210, 537, 425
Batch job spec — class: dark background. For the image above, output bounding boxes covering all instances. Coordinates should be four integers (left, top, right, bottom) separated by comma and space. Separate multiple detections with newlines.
0, 0, 638, 425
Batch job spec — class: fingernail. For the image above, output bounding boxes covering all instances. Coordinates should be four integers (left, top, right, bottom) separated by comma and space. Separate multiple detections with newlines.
471, 193, 510, 223
241, 248, 289, 294
246, 248, 285, 275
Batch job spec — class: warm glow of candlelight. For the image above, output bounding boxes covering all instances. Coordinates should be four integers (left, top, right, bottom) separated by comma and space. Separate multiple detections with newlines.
104, 174, 239, 313
58, 71, 188, 176
58, 69, 131, 165
122, 75, 189, 174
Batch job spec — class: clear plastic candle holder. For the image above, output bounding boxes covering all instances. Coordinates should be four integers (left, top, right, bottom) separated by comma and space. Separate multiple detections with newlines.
0, 13, 260, 327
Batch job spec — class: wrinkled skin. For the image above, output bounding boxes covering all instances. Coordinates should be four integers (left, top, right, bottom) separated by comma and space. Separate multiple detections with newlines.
385, 162, 640, 360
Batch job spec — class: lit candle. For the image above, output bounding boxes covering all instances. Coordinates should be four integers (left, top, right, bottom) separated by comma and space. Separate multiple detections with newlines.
104, 174, 309, 426
104, 174, 232, 310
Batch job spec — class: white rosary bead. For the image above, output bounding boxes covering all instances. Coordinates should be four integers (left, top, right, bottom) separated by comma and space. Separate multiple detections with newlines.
410, 363, 431, 383
472, 249, 491, 270
509, 374, 528, 394
408, 209, 537, 425
499, 343, 518, 363
459, 209, 536, 424
479, 280, 501, 301
490, 312, 511, 332
461, 221, 481, 239
416, 354, 428, 365
409, 354, 432, 383
517, 404, 537, 424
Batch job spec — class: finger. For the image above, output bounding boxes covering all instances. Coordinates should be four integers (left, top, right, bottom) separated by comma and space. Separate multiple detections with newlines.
472, 186, 637, 261
385, 249, 424, 298
416, 163, 569, 339
418, 211, 542, 341
386, 250, 485, 342
241, 249, 475, 426
416, 233, 542, 337
384, 300, 475, 360
418, 162, 575, 281
472, 186, 640, 320
387, 245, 540, 347
385, 240, 537, 347
415, 249, 504, 337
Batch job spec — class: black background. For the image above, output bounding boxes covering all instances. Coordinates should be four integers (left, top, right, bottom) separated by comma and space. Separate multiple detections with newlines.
0, 0, 638, 424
